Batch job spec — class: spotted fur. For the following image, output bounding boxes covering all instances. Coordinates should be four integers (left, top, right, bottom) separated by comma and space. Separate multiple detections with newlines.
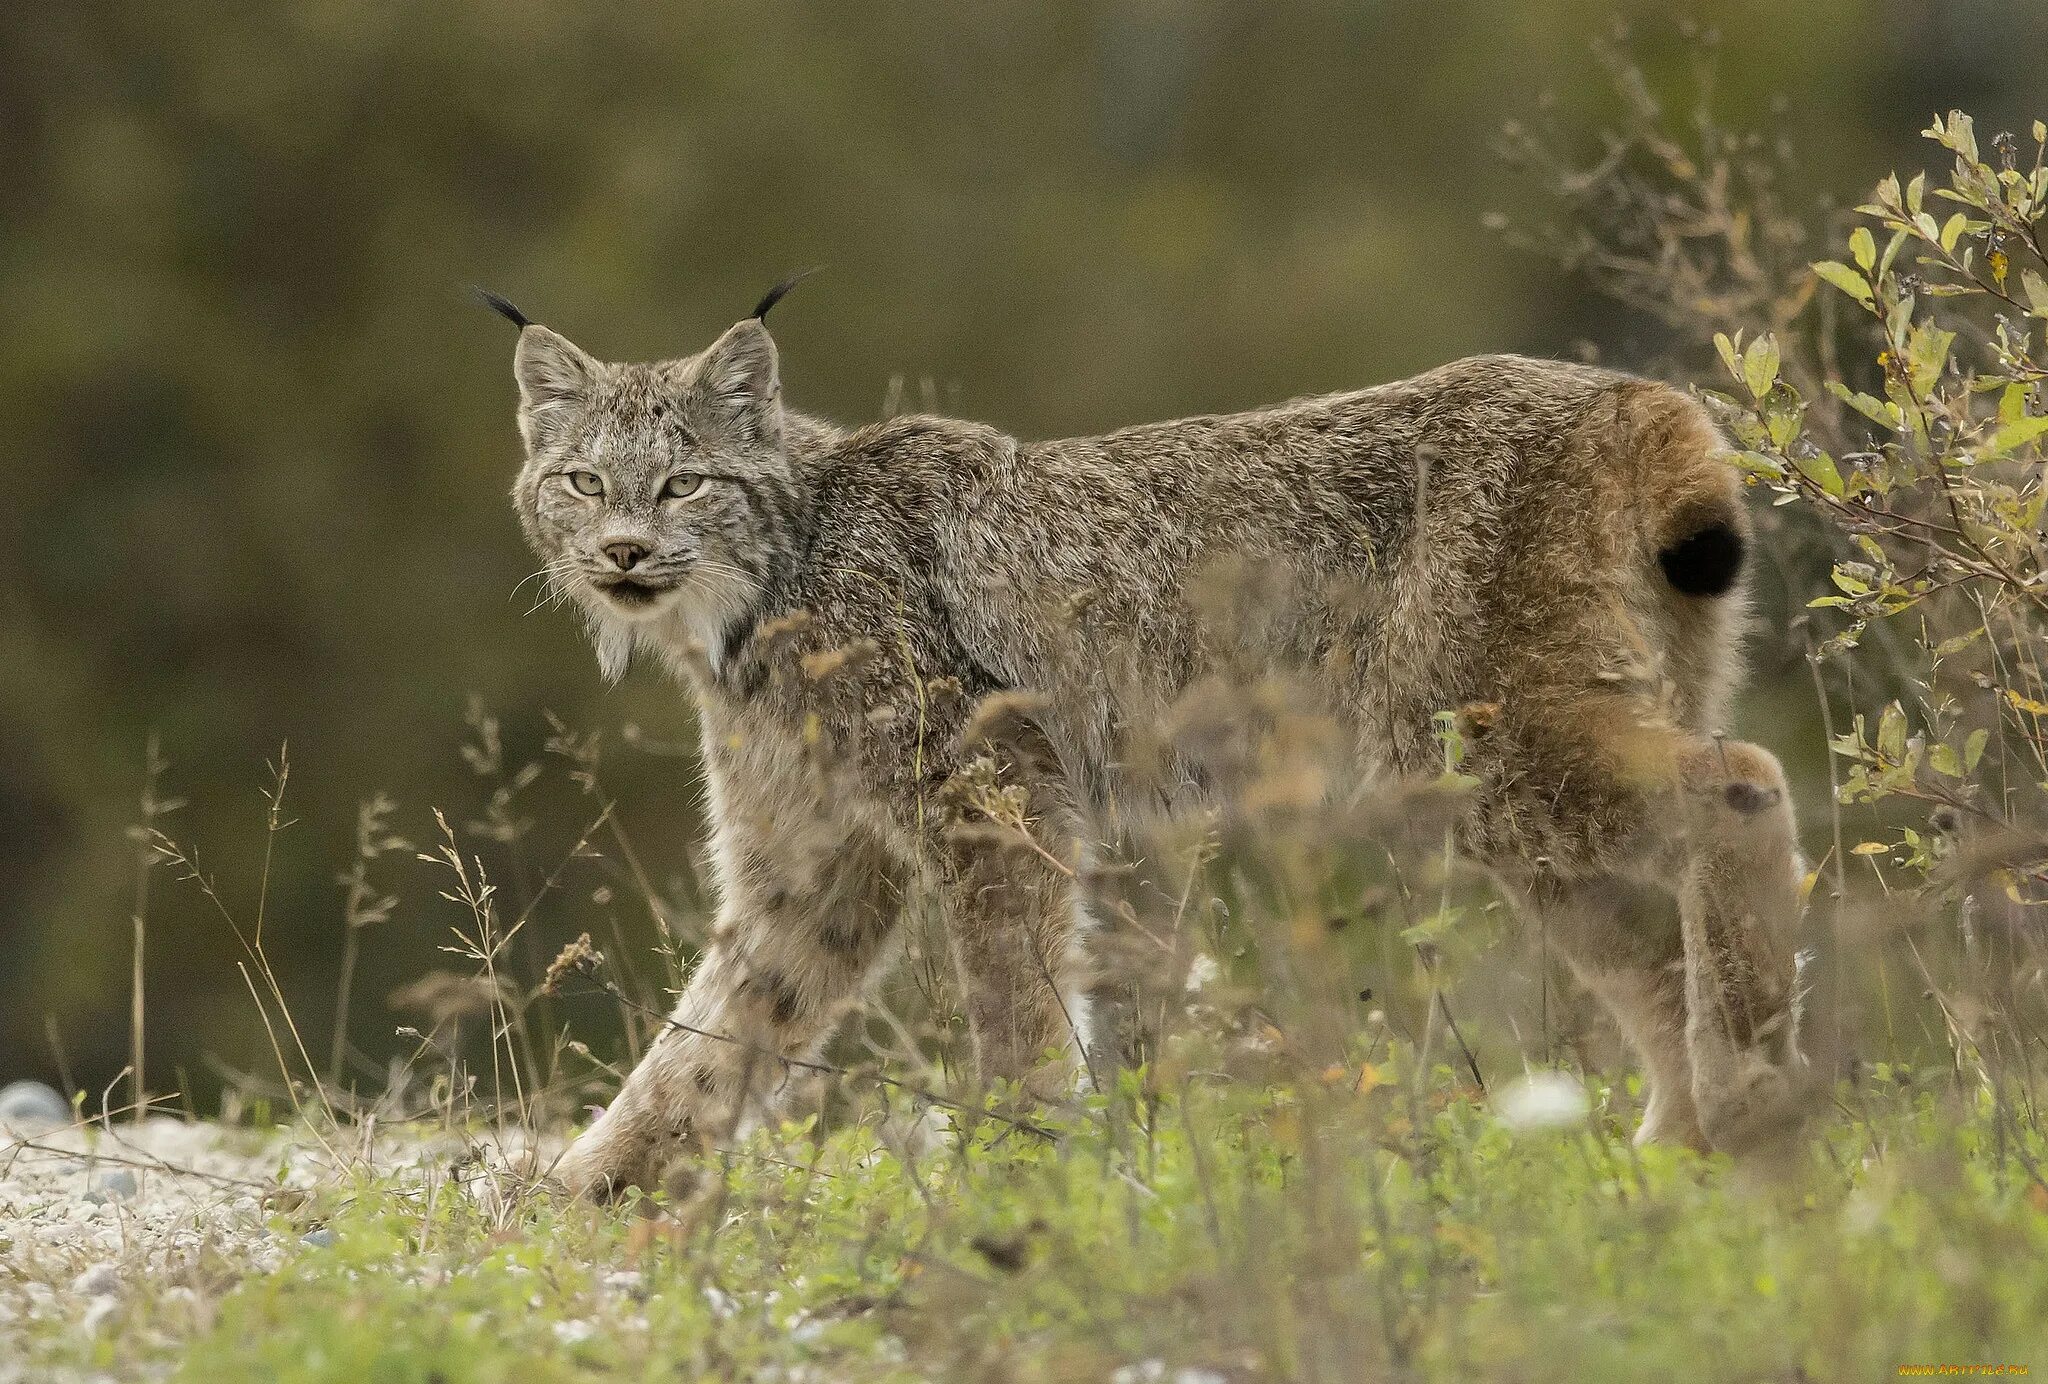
501, 305, 1812, 1197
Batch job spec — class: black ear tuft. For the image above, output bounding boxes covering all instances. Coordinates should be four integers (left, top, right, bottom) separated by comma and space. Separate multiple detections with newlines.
474, 287, 533, 331
750, 266, 822, 323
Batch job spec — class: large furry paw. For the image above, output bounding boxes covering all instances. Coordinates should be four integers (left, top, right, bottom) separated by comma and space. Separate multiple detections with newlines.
547, 1128, 659, 1204
1694, 1055, 1809, 1159
1632, 1090, 1709, 1152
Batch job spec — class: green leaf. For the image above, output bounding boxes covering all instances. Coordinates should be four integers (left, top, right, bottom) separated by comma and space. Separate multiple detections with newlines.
1850, 226, 1877, 269
1952, 110, 1978, 163
2022, 269, 2048, 319
1827, 380, 1901, 431
1928, 743, 1961, 778
1877, 703, 1908, 762
1906, 325, 1954, 397
1985, 415, 2048, 458
1813, 260, 1874, 306
1714, 332, 1742, 381
1933, 628, 1984, 658
1965, 727, 1990, 771
1797, 452, 1846, 497
1742, 334, 1781, 400
1878, 227, 1910, 280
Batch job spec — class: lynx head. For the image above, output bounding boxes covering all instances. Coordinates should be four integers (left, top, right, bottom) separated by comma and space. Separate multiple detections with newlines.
493, 278, 813, 682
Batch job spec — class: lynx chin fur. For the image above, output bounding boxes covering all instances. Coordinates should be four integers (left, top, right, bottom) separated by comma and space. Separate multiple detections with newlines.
493, 283, 1811, 1200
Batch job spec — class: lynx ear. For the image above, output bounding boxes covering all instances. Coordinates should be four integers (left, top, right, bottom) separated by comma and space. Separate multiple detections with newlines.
698, 319, 781, 439
513, 326, 596, 450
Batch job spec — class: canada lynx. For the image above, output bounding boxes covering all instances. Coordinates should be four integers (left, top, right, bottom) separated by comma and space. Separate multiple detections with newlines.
491, 284, 1809, 1199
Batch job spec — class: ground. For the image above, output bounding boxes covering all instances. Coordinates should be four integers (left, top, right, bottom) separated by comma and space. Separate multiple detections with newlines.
2, 1062, 2043, 1382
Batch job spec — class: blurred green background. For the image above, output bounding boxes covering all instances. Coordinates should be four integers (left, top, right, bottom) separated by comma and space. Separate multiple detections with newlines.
3, 1, 2045, 1104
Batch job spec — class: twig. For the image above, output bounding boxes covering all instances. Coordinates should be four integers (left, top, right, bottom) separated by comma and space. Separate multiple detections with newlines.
2, 1137, 281, 1195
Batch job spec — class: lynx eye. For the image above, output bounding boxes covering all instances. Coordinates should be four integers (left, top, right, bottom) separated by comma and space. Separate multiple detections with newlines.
566, 470, 605, 497
662, 473, 708, 501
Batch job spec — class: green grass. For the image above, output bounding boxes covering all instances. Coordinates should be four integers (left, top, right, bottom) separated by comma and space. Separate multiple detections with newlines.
30, 1061, 2046, 1383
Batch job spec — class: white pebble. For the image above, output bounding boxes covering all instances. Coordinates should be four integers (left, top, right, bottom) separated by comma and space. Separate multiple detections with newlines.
86, 1170, 139, 1203
1494, 1070, 1592, 1131
71, 1264, 119, 1298
0, 1081, 69, 1130
80, 1297, 120, 1335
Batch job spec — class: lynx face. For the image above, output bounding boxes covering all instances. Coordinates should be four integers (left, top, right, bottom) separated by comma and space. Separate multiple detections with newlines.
508, 318, 798, 678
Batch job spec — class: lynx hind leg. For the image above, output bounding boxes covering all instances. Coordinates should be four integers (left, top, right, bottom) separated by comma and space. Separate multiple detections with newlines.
944, 694, 1094, 1101
1540, 878, 1706, 1150
1665, 738, 1810, 1157
942, 848, 1092, 1100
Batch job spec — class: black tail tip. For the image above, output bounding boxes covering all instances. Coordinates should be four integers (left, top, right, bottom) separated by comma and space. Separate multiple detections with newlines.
1658, 522, 1746, 597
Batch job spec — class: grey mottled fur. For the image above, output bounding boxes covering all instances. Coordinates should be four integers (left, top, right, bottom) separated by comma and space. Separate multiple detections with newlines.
500, 306, 1811, 1198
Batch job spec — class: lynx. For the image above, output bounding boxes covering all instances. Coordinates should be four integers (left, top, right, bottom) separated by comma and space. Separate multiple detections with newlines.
489, 282, 1810, 1200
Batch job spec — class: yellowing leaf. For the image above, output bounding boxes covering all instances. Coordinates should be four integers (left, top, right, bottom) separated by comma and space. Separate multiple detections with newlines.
1999, 869, 2027, 905
2007, 689, 2048, 717
1851, 841, 1890, 856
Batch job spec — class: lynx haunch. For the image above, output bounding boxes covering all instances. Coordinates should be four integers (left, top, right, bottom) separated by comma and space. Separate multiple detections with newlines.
492, 285, 1809, 1199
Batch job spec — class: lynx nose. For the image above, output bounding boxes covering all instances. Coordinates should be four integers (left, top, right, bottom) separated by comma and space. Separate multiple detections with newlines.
603, 540, 650, 572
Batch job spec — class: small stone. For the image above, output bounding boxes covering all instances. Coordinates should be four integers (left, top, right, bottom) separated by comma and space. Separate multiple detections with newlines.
601, 1268, 645, 1298
1494, 1070, 1592, 1132
86, 1169, 139, 1203
71, 1263, 120, 1298
300, 1227, 337, 1248
0, 1080, 69, 1130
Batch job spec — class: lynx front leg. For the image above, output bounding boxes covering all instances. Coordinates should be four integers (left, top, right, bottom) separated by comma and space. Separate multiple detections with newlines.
553, 831, 904, 1201
1668, 739, 1810, 1157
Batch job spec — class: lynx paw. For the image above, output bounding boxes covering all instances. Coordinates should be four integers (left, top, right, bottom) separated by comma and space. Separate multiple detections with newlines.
1633, 1089, 1709, 1152
549, 1128, 658, 1203
1695, 1055, 1808, 1158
